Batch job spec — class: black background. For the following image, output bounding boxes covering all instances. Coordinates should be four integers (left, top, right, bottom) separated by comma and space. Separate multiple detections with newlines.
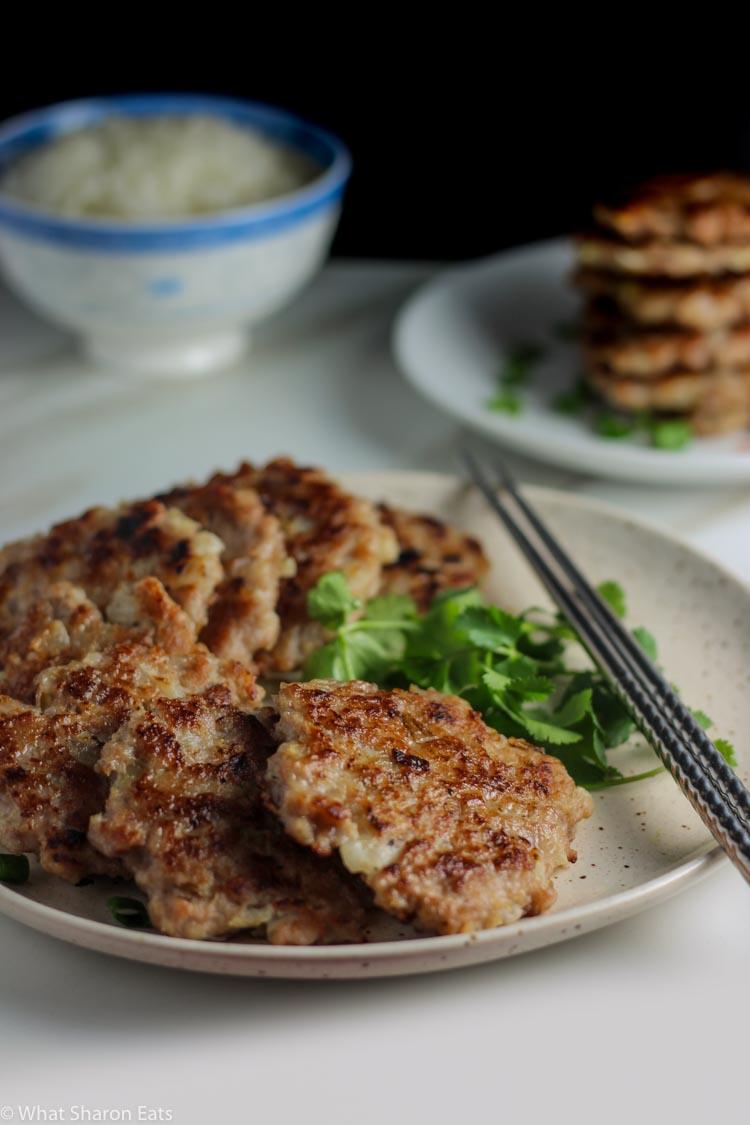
2, 58, 749, 261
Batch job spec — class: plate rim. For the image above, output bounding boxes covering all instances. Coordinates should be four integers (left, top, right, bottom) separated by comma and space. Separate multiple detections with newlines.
393, 240, 750, 485
0, 847, 722, 968
0, 474, 744, 973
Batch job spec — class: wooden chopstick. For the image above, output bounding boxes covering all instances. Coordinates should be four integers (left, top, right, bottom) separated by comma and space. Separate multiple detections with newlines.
461, 449, 750, 885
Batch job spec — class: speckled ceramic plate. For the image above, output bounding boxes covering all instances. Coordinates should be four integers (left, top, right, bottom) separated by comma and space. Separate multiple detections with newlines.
0, 473, 747, 978
394, 240, 750, 485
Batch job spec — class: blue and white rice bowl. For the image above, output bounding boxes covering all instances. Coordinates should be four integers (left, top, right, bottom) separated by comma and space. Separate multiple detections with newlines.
0, 94, 351, 376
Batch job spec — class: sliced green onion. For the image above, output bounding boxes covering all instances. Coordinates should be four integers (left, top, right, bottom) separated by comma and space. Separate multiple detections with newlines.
0, 853, 30, 884
107, 895, 150, 929
555, 319, 581, 340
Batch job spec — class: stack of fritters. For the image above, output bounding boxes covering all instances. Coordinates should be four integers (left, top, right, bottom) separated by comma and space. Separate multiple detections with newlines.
575, 173, 750, 435
0, 458, 592, 944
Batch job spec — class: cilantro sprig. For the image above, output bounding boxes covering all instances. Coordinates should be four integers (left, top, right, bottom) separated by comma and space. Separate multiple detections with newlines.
305, 574, 419, 682
304, 575, 736, 788
487, 342, 545, 415
484, 328, 695, 452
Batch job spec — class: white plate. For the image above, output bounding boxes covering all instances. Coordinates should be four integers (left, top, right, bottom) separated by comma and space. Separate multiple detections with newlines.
1, 471, 748, 978
394, 240, 750, 485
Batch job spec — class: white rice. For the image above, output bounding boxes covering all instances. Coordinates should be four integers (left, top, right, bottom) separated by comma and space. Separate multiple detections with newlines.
1, 114, 318, 220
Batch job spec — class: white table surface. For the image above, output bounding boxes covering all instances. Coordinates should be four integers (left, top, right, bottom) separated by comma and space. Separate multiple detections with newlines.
0, 261, 748, 1124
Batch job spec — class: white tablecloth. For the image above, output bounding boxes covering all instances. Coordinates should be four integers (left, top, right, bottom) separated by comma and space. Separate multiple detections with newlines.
0, 263, 747, 1125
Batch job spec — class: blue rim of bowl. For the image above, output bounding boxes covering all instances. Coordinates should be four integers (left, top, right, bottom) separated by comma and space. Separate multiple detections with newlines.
0, 94, 352, 253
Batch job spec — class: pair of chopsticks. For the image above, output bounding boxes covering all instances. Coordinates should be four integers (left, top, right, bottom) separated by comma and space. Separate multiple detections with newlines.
462, 450, 750, 885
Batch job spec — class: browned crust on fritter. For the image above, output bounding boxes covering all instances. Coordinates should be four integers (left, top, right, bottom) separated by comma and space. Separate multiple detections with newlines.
576, 229, 750, 278
89, 687, 368, 943
0, 582, 105, 703
156, 479, 289, 667
594, 173, 750, 246
583, 316, 750, 378
575, 270, 750, 331
0, 577, 200, 704
0, 580, 261, 882
586, 366, 750, 435
36, 632, 260, 732
208, 459, 398, 671
268, 681, 593, 935
377, 504, 489, 610
0, 694, 121, 881
0, 500, 224, 635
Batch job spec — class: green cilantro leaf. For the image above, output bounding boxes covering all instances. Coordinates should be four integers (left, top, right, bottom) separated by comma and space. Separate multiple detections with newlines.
592, 685, 635, 748
302, 572, 734, 791
596, 413, 637, 439
457, 605, 525, 649
632, 625, 658, 661
597, 580, 627, 619
307, 571, 361, 630
690, 709, 713, 730
487, 389, 523, 415
650, 419, 693, 451
482, 667, 513, 697
362, 594, 416, 623
552, 688, 593, 728
500, 344, 544, 386
714, 738, 737, 766
303, 639, 351, 681
553, 388, 587, 415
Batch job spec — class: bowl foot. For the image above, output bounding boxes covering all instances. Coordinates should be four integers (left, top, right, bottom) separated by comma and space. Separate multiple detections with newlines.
83, 328, 250, 378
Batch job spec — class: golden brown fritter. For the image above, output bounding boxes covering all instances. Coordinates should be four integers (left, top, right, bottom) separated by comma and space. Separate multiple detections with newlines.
268, 681, 592, 935
587, 366, 750, 435
89, 686, 368, 943
377, 504, 489, 611
0, 577, 197, 704
156, 478, 290, 667
0, 500, 224, 635
208, 459, 397, 671
594, 173, 750, 246
584, 315, 750, 378
36, 625, 260, 732
0, 581, 105, 703
0, 695, 121, 882
575, 270, 750, 331
0, 580, 261, 883
576, 230, 750, 278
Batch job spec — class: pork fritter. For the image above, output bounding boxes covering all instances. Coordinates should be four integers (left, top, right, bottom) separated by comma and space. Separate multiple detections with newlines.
89, 685, 368, 943
576, 230, 750, 278
208, 459, 398, 671
0, 695, 121, 881
587, 366, 750, 435
0, 580, 260, 882
0, 500, 224, 635
594, 173, 750, 246
584, 315, 750, 378
0, 581, 105, 703
0, 577, 197, 704
268, 681, 593, 935
156, 478, 290, 667
575, 270, 750, 331
377, 504, 489, 610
